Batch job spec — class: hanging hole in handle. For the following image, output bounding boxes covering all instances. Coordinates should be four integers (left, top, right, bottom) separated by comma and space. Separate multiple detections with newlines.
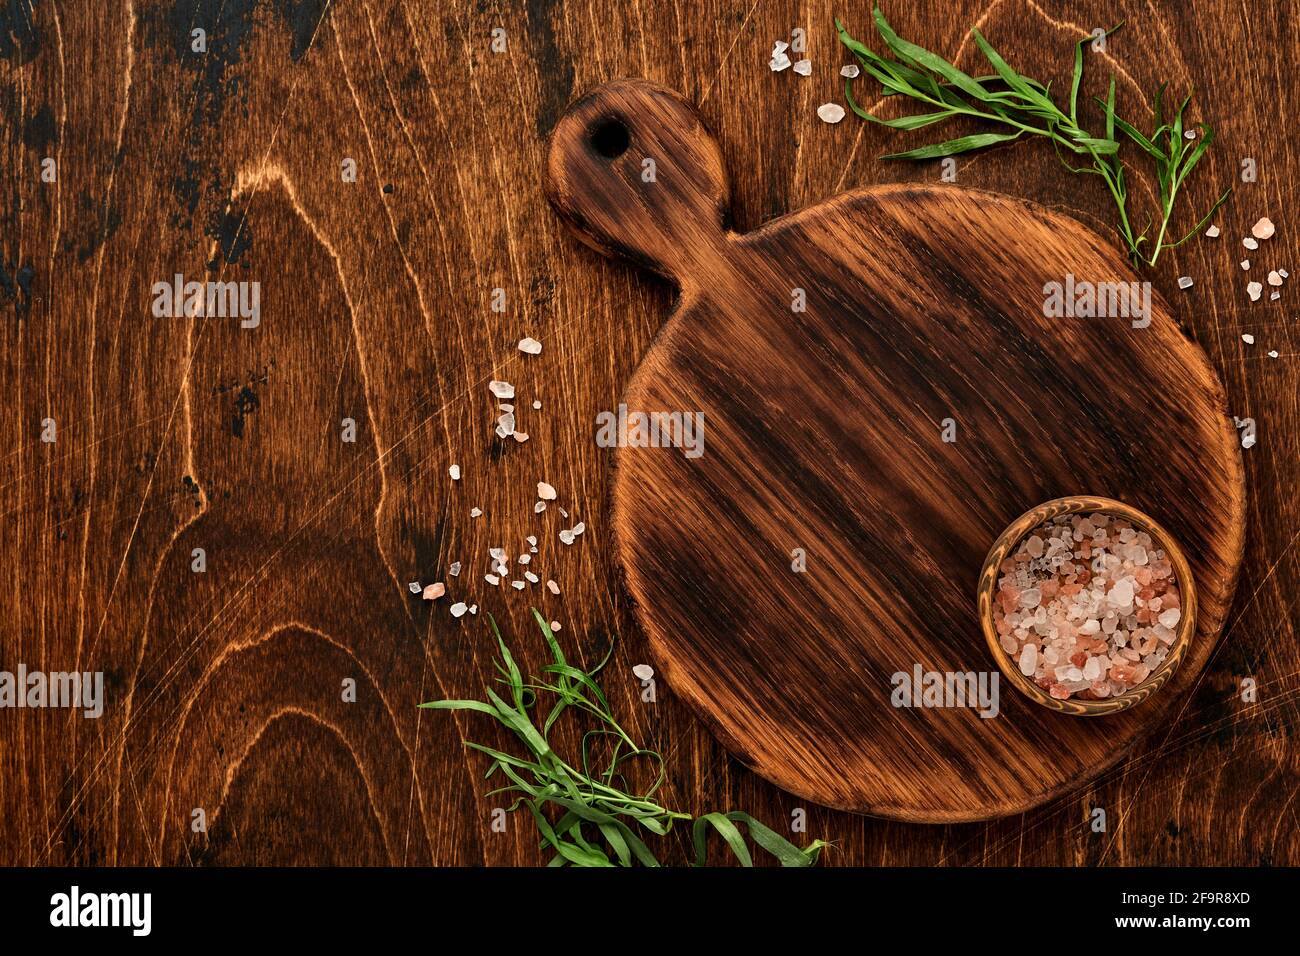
589, 117, 631, 159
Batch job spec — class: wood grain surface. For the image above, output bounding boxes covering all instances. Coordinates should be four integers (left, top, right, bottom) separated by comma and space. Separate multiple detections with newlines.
1, 0, 1296, 864
548, 79, 1242, 819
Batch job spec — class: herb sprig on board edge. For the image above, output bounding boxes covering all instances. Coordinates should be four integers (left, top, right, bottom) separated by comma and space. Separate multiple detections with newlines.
836, 7, 1231, 268
421, 610, 830, 867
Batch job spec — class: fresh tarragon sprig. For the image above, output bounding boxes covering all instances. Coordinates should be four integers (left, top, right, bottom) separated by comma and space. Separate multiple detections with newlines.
836, 7, 1231, 267
421, 610, 830, 867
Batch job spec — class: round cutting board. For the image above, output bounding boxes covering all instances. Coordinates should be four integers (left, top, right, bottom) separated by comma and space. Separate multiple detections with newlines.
545, 79, 1245, 821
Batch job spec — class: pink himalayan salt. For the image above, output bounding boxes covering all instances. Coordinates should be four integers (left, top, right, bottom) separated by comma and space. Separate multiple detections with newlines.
993, 512, 1179, 701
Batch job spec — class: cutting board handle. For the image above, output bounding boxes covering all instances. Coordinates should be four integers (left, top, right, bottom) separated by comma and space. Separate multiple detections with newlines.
545, 78, 732, 282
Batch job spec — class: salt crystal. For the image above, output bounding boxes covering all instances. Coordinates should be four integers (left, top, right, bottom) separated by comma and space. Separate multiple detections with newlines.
422, 582, 445, 602
537, 481, 557, 500
469, 604, 478, 615
1183, 129, 1196, 140
559, 530, 576, 545
449, 463, 460, 480
1252, 217, 1275, 240
518, 337, 542, 355
489, 380, 515, 399
792, 59, 811, 76
1242, 333, 1255, 344
1269, 350, 1279, 358
572, 522, 586, 536
772, 40, 789, 54
1244, 237, 1259, 250
817, 103, 846, 124
450, 602, 467, 618
534, 500, 547, 513
1206, 225, 1220, 238
1177, 276, 1193, 289
841, 64, 860, 78
1241, 259, 1251, 270
514, 431, 530, 443
511, 580, 525, 590
769, 54, 791, 72
1026, 535, 1044, 558
1271, 291, 1281, 301
1018, 588, 1041, 608
1281, 269, 1290, 279
525, 571, 539, 584
527, 536, 537, 546
408, 582, 421, 594
550, 621, 562, 632
1018, 643, 1037, 676
1158, 608, 1181, 628
547, 579, 560, 594
496, 411, 516, 437
490, 547, 507, 562
1268, 270, 1283, 287
632, 664, 655, 681
485, 574, 499, 585
532, 400, 542, 410
470, 507, 482, 518
1247, 282, 1263, 302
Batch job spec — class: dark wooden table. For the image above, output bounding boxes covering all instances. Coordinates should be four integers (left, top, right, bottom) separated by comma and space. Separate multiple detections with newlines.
1, 0, 1295, 866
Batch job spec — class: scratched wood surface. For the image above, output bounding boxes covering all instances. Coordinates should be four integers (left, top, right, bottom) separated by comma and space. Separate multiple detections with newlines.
0, 0, 1295, 865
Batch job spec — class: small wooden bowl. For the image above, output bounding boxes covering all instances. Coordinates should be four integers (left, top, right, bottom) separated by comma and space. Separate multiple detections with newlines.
977, 495, 1197, 717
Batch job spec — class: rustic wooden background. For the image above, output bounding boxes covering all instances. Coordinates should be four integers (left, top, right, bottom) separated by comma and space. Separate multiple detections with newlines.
1, 0, 1295, 866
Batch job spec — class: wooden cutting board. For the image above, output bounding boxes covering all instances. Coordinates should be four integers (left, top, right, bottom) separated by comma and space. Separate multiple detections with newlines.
544, 79, 1245, 821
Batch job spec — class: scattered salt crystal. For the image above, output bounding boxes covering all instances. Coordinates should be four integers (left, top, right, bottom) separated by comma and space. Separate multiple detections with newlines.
450, 602, 467, 618
534, 500, 547, 513
572, 522, 586, 536
793, 59, 811, 76
817, 103, 846, 124
525, 571, 539, 584
518, 554, 531, 565
1243, 237, 1259, 250
449, 463, 460, 480
489, 380, 514, 399
469, 604, 478, 615
490, 547, 507, 562
1280, 269, 1290, 279
470, 507, 482, 518
550, 621, 562, 632
1269, 350, 1279, 358
1268, 270, 1283, 286
1206, 225, 1220, 238
1177, 276, 1193, 289
527, 536, 537, 546
1243, 333, 1255, 344
1241, 259, 1251, 270
1271, 291, 1281, 301
518, 337, 542, 355
1247, 282, 1263, 302
633, 664, 655, 681
408, 582, 422, 594
514, 432, 530, 443
559, 507, 569, 518
772, 40, 789, 54
537, 481, 557, 500
532, 400, 542, 410
422, 582, 445, 601
840, 64, 860, 78
1252, 217, 1275, 240
449, 562, 461, 577
485, 574, 500, 585
1183, 129, 1196, 140
559, 530, 576, 545
547, 579, 560, 594
769, 54, 791, 72
496, 411, 516, 437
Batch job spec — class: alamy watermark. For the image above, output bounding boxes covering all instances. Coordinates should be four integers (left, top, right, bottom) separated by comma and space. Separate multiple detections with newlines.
1043, 273, 1151, 328
0, 665, 104, 718
151, 273, 261, 328
890, 665, 999, 718
595, 403, 705, 459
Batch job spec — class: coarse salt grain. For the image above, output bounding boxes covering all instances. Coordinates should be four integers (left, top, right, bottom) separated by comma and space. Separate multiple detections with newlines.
518, 337, 542, 354
1206, 225, 1220, 238
537, 481, 557, 500
1243, 237, 1259, 250
547, 579, 560, 594
422, 582, 445, 601
1241, 259, 1251, 270
633, 664, 655, 681
1243, 333, 1255, 344
1247, 282, 1263, 301
840, 64, 860, 78
450, 602, 467, 618
1177, 276, 1193, 289
1268, 270, 1283, 286
793, 59, 811, 76
489, 380, 514, 399
449, 463, 460, 480
817, 103, 846, 124
470, 507, 482, 518
1252, 217, 1275, 240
